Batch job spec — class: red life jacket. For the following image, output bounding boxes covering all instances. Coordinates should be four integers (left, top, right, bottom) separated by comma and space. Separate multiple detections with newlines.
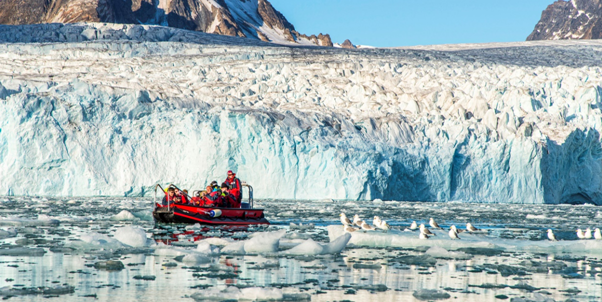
203, 190, 223, 207
224, 177, 242, 202
226, 193, 240, 208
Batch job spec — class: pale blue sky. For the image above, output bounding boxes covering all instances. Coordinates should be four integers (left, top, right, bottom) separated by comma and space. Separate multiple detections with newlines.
269, 0, 557, 47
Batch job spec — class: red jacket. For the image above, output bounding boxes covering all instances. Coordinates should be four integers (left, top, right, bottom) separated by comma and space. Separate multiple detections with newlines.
203, 190, 223, 207
224, 177, 242, 202
223, 193, 240, 208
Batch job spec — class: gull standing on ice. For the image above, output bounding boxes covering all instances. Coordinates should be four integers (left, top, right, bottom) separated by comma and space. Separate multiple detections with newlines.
420, 224, 435, 236
594, 228, 602, 240
429, 218, 443, 229
448, 226, 460, 240
585, 228, 593, 239
360, 221, 376, 232
466, 223, 479, 232
379, 220, 391, 232
547, 229, 558, 241
353, 214, 362, 226
410, 221, 418, 230
340, 213, 352, 226
373, 216, 382, 227
344, 225, 358, 233
576, 229, 586, 239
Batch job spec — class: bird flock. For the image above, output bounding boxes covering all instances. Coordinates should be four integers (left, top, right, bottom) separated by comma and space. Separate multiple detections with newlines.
339, 213, 481, 240
547, 227, 602, 241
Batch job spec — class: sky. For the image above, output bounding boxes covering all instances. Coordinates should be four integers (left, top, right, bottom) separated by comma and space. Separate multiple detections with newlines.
269, 0, 558, 47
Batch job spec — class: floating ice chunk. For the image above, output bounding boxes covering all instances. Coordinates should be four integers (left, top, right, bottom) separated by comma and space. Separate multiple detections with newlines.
182, 253, 212, 264
526, 214, 546, 219
0, 228, 17, 239
185, 223, 202, 230
0, 247, 46, 256
111, 210, 137, 221
0, 285, 75, 297
413, 289, 451, 300
0, 216, 59, 226
425, 246, 472, 260
282, 239, 324, 255
289, 223, 315, 230
282, 233, 351, 255
221, 241, 246, 254
244, 230, 286, 253
69, 233, 128, 250
196, 242, 220, 255
114, 226, 151, 247
197, 237, 234, 246
322, 233, 352, 254
190, 287, 284, 301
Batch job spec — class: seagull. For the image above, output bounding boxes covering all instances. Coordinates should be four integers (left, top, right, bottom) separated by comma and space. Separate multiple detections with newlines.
448, 226, 460, 239
594, 228, 602, 240
450, 225, 463, 234
360, 221, 376, 232
353, 214, 362, 226
340, 213, 352, 226
576, 229, 586, 239
409, 221, 418, 230
344, 225, 358, 233
466, 223, 479, 232
429, 218, 443, 229
585, 228, 593, 239
379, 220, 391, 232
419, 224, 435, 236
547, 229, 557, 241
419, 232, 430, 240
373, 216, 382, 227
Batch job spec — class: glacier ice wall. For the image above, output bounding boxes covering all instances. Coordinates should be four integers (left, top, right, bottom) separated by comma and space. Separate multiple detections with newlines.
1, 23, 602, 204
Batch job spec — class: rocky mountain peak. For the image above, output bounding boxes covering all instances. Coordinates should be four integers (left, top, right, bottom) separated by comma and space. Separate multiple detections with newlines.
0, 0, 332, 46
527, 0, 602, 40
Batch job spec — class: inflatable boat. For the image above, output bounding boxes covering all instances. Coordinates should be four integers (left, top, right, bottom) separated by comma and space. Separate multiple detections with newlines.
152, 184, 270, 226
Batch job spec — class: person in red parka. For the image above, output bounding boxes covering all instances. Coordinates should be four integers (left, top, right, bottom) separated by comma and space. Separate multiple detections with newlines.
203, 186, 223, 207
221, 184, 240, 208
224, 170, 242, 203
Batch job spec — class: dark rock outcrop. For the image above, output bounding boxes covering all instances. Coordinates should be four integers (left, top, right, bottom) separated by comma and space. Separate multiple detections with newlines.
528, 0, 602, 40
341, 39, 356, 49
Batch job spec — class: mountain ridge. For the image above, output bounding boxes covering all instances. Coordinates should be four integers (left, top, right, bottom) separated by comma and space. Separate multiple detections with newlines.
528, 0, 602, 40
0, 0, 333, 47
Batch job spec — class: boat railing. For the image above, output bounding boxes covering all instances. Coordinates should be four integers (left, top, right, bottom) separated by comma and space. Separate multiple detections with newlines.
242, 182, 254, 209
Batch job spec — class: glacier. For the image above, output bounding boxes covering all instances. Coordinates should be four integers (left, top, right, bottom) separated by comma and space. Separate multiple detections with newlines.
1, 23, 602, 204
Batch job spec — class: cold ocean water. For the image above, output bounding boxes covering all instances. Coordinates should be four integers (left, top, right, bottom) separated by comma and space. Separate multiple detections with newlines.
0, 197, 601, 301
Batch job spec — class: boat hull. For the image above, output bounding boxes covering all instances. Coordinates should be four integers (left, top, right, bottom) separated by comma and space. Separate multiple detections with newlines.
153, 204, 269, 225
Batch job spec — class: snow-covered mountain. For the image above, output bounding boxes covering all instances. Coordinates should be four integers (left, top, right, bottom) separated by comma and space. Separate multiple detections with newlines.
528, 0, 602, 40
0, 0, 332, 46
2, 23, 602, 204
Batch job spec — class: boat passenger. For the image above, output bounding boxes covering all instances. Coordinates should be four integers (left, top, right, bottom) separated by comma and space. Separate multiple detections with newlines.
162, 187, 176, 206
181, 189, 190, 204
221, 184, 240, 208
224, 170, 242, 203
173, 195, 182, 204
203, 186, 223, 207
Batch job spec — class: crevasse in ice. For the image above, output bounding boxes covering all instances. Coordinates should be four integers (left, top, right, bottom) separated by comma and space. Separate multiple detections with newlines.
1, 23, 602, 204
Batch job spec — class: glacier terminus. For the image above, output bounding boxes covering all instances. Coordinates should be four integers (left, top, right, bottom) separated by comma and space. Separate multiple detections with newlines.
1, 23, 602, 204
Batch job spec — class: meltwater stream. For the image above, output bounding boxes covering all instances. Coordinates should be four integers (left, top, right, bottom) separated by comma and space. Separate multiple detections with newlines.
0, 197, 601, 301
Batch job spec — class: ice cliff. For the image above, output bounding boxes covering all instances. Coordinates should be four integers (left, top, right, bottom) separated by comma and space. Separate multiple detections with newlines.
1, 23, 602, 204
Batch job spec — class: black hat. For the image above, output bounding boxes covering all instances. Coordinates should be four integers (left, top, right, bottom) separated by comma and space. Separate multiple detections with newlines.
210, 181, 218, 187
